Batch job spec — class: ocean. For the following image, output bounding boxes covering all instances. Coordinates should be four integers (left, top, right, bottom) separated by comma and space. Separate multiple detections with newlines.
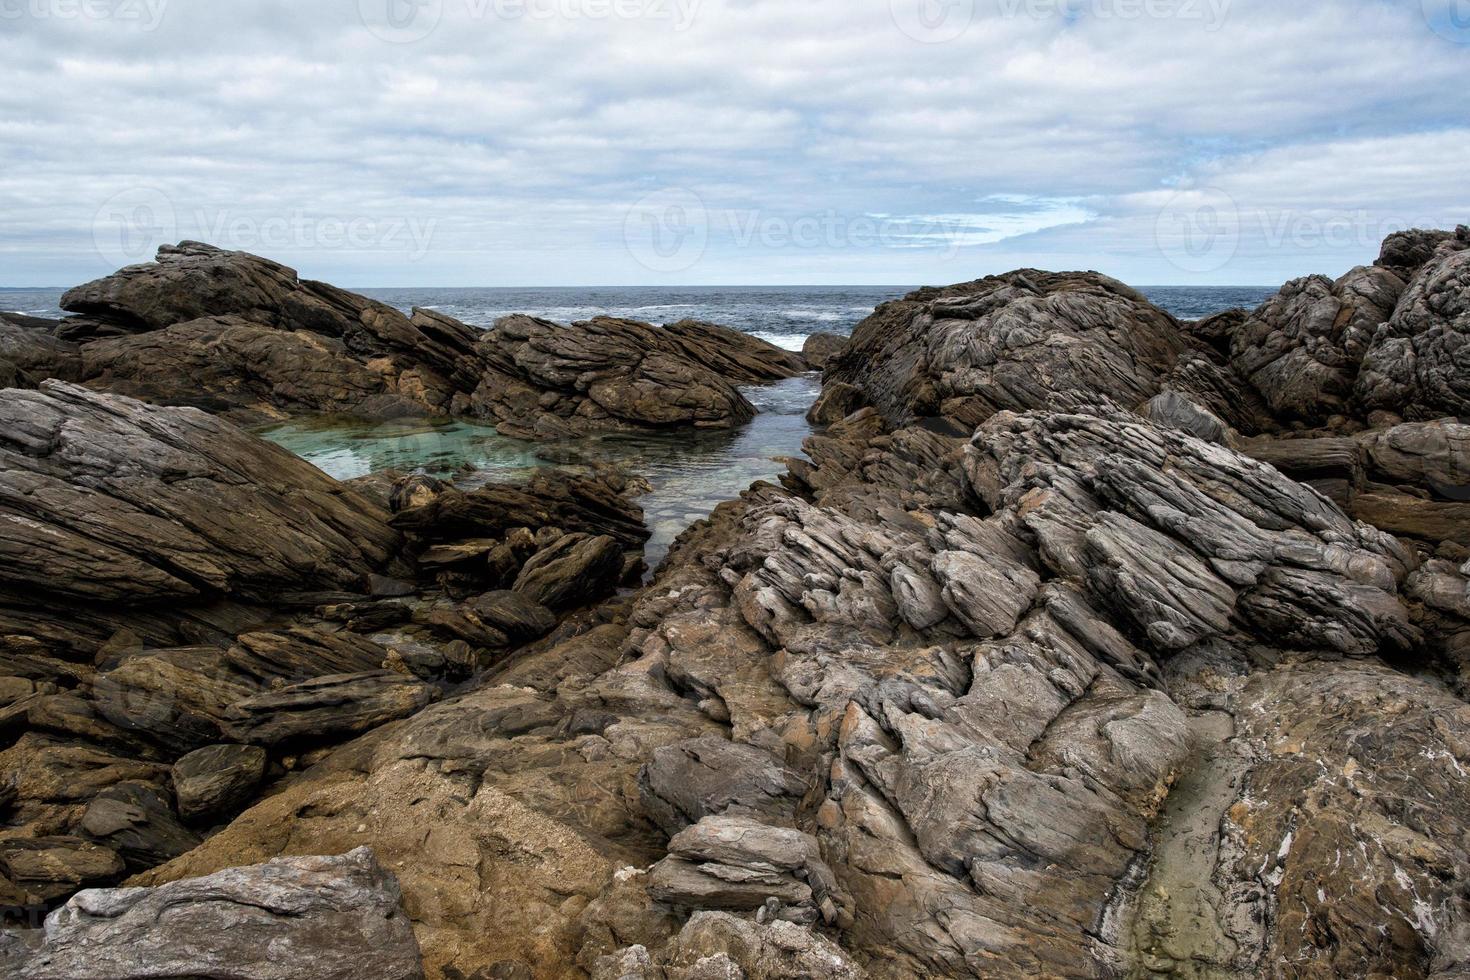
2, 284, 1275, 350
3, 283, 1275, 571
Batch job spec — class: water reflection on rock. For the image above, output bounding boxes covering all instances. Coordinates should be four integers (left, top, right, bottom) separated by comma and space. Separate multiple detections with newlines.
260, 375, 820, 572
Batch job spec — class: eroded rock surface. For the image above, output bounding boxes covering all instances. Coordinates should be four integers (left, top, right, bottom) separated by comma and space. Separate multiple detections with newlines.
0, 847, 423, 980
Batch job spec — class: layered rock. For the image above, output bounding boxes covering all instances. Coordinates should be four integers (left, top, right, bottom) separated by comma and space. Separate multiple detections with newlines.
55, 241, 484, 423
0, 848, 423, 980
471, 314, 778, 439
1227, 264, 1404, 423
6, 231, 1470, 980
1357, 226, 1470, 420
824, 270, 1194, 429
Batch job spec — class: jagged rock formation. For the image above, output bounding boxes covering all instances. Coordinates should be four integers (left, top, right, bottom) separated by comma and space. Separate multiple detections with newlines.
824, 270, 1195, 429
5, 229, 1470, 980
470, 314, 795, 439
0, 382, 653, 921
1358, 227, 1470, 420
17, 242, 805, 432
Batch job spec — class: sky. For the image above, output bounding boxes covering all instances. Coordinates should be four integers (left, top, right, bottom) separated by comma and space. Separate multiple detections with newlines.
1, 0, 1467, 288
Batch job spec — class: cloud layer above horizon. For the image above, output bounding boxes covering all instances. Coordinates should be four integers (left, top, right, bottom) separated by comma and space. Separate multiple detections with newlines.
2, 0, 1467, 287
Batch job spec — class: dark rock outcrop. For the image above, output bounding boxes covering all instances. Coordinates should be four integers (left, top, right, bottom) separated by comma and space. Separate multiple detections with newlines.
471, 314, 765, 440
0, 381, 400, 658
56, 242, 484, 423
1228, 264, 1404, 423
1357, 226, 1470, 420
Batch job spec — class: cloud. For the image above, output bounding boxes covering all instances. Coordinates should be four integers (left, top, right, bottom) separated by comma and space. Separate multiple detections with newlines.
0, 0, 1466, 286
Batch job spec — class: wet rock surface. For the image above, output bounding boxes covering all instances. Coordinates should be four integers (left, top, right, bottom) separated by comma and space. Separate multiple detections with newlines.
5, 230, 1470, 978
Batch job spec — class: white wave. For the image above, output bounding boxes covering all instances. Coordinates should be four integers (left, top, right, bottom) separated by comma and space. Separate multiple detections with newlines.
749, 331, 811, 352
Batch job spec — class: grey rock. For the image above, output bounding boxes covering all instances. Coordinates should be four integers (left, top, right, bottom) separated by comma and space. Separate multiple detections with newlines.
825, 269, 1191, 429
1357, 228, 1470, 419
4, 847, 423, 980
1228, 265, 1403, 423
639, 737, 807, 835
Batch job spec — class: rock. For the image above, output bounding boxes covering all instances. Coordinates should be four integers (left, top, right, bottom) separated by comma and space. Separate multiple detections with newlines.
1226, 265, 1403, 423
1350, 488, 1470, 546
471, 314, 760, 439
58, 241, 482, 422
223, 672, 437, 746
1139, 389, 1233, 445
800, 332, 848, 372
660, 319, 809, 382
90, 647, 255, 753
0, 381, 399, 659
1357, 227, 1470, 419
463, 591, 558, 644
171, 744, 268, 822
79, 782, 201, 870
512, 533, 625, 611
805, 381, 867, 426
392, 467, 649, 554
638, 737, 807, 836
655, 912, 865, 980
1375, 227, 1460, 278
1358, 419, 1470, 494
1, 847, 423, 980
0, 838, 124, 900
825, 270, 1192, 429
0, 314, 81, 384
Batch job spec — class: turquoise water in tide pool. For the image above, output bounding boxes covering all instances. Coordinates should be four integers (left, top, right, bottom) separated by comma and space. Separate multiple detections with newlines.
259, 375, 820, 572
8, 283, 1271, 573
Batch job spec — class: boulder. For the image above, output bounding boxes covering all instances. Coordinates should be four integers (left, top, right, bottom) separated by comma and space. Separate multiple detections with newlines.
800, 332, 848, 372
512, 533, 625, 611
171, 744, 268, 822
660, 319, 809, 382
0, 848, 423, 980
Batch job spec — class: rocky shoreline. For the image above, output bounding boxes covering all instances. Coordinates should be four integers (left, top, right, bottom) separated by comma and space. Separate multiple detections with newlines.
1, 229, 1468, 978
